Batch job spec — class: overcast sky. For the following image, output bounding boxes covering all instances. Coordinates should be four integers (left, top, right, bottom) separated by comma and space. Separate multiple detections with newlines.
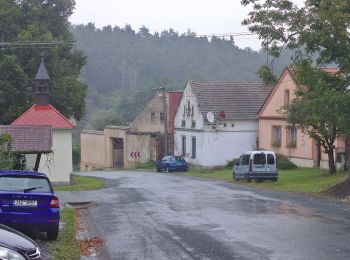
70, 0, 305, 50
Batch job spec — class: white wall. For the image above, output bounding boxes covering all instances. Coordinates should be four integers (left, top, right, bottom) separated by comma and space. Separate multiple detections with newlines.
174, 83, 259, 167
26, 129, 72, 184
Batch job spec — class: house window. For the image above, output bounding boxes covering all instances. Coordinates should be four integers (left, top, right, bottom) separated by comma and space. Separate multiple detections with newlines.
272, 126, 281, 147
160, 112, 164, 121
284, 90, 290, 107
37, 82, 47, 93
182, 136, 186, 156
187, 101, 191, 117
191, 120, 196, 128
181, 120, 186, 127
287, 127, 297, 148
191, 137, 196, 158
183, 105, 186, 118
191, 106, 194, 118
151, 112, 155, 123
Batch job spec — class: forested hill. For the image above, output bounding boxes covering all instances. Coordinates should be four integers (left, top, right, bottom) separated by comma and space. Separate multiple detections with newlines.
71, 24, 292, 129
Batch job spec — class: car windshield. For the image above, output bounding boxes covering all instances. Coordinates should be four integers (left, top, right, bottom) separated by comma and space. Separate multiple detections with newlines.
175, 156, 184, 161
0, 176, 51, 193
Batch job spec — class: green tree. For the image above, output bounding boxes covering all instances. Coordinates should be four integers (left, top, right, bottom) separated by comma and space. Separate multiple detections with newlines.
0, 0, 87, 124
0, 133, 13, 169
241, 0, 350, 173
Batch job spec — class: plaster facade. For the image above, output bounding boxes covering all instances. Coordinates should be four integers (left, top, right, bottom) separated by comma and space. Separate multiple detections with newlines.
258, 68, 346, 169
174, 83, 259, 167
26, 129, 73, 184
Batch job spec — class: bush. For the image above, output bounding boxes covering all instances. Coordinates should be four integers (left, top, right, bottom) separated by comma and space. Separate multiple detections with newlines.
135, 160, 156, 169
72, 144, 81, 166
226, 158, 239, 168
276, 154, 297, 170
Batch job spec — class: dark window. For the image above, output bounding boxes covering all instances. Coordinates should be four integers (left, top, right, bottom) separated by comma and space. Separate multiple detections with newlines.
160, 112, 164, 121
0, 176, 51, 193
267, 154, 275, 165
151, 112, 155, 123
191, 120, 196, 128
181, 120, 185, 127
284, 90, 290, 107
187, 101, 191, 117
253, 154, 266, 164
272, 126, 281, 147
241, 155, 250, 165
37, 81, 47, 93
191, 137, 196, 158
182, 136, 186, 156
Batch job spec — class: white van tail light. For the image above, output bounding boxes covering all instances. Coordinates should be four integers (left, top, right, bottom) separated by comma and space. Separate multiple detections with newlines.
249, 159, 252, 173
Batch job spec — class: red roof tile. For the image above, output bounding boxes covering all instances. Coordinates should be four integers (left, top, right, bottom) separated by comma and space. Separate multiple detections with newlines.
190, 81, 274, 121
11, 104, 75, 129
0, 125, 52, 153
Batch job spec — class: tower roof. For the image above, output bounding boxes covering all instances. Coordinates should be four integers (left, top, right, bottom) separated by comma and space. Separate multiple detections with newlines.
35, 56, 50, 80
11, 104, 75, 129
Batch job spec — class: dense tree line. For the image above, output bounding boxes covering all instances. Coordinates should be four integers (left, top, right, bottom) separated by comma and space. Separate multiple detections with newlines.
0, 0, 87, 124
71, 24, 292, 127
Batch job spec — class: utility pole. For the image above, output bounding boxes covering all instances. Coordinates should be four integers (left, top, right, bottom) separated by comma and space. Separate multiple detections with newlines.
152, 86, 168, 156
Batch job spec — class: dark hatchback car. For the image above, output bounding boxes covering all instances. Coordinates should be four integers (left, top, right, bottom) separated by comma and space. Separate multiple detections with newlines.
0, 223, 41, 260
0, 170, 60, 240
156, 156, 188, 172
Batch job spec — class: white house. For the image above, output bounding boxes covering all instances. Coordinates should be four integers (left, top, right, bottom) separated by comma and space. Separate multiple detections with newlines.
11, 57, 74, 184
174, 81, 273, 167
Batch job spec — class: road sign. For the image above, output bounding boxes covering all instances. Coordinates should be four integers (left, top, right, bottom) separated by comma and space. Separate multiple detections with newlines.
130, 152, 141, 158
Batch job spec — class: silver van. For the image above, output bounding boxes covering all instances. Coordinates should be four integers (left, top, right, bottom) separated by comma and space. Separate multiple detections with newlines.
233, 151, 278, 182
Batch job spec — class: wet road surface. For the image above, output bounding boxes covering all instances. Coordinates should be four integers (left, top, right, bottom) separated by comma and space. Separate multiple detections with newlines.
58, 171, 350, 260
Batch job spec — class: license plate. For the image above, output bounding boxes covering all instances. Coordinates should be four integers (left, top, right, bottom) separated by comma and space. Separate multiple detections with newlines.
13, 200, 37, 207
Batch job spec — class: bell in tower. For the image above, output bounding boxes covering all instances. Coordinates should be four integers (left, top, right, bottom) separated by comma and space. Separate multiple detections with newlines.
34, 54, 50, 105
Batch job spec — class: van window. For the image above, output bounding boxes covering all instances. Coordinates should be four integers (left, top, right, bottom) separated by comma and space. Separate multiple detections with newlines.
253, 154, 266, 164
241, 155, 250, 165
267, 154, 275, 165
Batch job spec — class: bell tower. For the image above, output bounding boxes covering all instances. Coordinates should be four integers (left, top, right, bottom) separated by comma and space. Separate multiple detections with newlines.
34, 54, 50, 105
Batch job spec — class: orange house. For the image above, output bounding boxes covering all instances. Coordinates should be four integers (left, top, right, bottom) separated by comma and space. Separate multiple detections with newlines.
258, 67, 348, 169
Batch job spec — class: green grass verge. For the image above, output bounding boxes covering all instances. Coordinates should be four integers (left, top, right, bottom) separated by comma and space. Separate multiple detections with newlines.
49, 208, 80, 260
185, 167, 349, 193
53, 175, 106, 191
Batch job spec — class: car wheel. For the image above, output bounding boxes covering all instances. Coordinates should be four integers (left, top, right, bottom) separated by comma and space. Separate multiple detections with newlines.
183, 167, 187, 172
157, 167, 161, 172
47, 225, 59, 241
245, 174, 251, 182
272, 178, 278, 182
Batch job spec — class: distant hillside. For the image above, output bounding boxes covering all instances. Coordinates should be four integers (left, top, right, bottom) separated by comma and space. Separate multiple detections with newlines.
71, 24, 292, 131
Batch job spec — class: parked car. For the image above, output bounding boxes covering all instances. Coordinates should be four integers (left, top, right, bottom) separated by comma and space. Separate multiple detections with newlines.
156, 156, 188, 172
233, 151, 278, 182
0, 170, 60, 240
0, 223, 41, 260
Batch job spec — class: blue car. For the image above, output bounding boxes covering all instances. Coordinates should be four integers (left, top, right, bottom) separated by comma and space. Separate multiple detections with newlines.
0, 170, 60, 240
156, 156, 188, 172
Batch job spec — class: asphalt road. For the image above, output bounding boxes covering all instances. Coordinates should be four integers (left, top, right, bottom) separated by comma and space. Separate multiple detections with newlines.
58, 171, 350, 260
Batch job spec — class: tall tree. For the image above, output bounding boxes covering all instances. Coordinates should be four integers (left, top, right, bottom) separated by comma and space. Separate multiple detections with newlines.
241, 0, 350, 173
0, 0, 87, 124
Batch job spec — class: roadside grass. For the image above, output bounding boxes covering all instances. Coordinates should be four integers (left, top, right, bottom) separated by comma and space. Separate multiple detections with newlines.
53, 175, 106, 191
185, 167, 349, 194
49, 208, 80, 260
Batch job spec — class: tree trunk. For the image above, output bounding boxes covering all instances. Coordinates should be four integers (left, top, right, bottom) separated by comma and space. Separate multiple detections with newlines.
327, 150, 336, 173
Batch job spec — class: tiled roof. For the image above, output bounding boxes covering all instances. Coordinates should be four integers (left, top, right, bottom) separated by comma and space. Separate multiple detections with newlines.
190, 81, 274, 121
0, 125, 52, 153
11, 104, 75, 129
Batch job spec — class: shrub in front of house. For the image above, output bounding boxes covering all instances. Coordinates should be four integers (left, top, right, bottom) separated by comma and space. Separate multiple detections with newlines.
276, 154, 297, 170
226, 158, 239, 168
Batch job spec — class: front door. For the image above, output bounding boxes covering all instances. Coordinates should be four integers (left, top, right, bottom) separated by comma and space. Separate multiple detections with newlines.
113, 138, 124, 168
